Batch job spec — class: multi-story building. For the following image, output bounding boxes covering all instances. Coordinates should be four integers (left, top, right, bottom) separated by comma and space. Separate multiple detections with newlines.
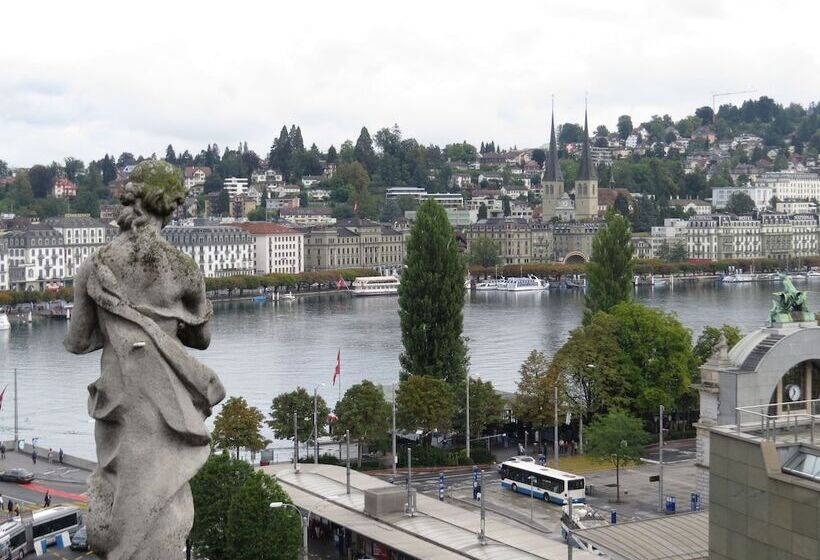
5, 225, 67, 291
303, 219, 407, 271
223, 177, 249, 197
52, 178, 77, 199
551, 221, 601, 263
45, 217, 117, 279
686, 213, 820, 261
404, 208, 477, 227
464, 218, 552, 265
384, 187, 464, 209
757, 171, 820, 200
712, 186, 773, 210
280, 208, 336, 226
668, 198, 712, 215
237, 222, 304, 274
183, 166, 211, 192
162, 225, 255, 278
775, 200, 817, 214
0, 235, 9, 290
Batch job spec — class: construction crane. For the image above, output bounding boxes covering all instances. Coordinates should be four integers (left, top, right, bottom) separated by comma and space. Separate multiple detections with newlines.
711, 90, 757, 123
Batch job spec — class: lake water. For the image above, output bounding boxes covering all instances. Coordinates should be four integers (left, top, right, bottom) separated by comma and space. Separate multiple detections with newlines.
0, 279, 810, 459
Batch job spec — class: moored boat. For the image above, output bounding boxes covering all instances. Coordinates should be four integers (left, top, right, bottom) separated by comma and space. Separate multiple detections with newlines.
350, 276, 400, 296
0, 312, 10, 331
503, 275, 548, 292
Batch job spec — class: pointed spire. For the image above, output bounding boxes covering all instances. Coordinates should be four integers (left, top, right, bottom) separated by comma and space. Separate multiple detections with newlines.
543, 98, 563, 182
577, 100, 596, 181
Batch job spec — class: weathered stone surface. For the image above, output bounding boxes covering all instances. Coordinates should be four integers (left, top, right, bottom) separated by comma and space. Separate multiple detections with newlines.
65, 161, 225, 559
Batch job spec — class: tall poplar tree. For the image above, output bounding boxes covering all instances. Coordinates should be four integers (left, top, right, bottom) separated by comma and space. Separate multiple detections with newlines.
584, 209, 634, 323
399, 199, 468, 386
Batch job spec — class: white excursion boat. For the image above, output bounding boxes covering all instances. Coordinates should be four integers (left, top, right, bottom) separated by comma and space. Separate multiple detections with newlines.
721, 273, 755, 283
475, 279, 500, 291
0, 312, 10, 331
807, 270, 820, 279
504, 275, 548, 292
350, 276, 400, 296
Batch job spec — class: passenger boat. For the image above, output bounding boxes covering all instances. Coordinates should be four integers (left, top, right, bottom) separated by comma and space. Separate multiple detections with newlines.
503, 275, 548, 292
0, 312, 9, 331
350, 276, 400, 296
807, 270, 820, 279
721, 273, 755, 283
280, 292, 296, 301
475, 278, 500, 291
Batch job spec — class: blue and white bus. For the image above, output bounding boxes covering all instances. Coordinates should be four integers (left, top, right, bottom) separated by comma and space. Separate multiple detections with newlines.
499, 459, 586, 505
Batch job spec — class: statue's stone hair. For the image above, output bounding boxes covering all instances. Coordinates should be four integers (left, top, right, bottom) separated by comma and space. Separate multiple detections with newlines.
118, 160, 186, 231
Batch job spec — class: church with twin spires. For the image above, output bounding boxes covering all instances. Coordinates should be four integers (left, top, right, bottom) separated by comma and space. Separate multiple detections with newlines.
541, 108, 599, 223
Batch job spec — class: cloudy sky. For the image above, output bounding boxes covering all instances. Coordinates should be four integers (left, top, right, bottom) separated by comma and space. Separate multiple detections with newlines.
2, 0, 818, 166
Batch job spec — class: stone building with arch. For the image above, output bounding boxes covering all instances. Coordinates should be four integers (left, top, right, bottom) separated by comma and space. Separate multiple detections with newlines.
693, 279, 820, 504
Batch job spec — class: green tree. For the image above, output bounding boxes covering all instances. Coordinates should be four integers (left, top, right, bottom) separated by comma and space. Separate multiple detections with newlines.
212, 396, 269, 459
617, 115, 633, 140
501, 195, 511, 217
225, 471, 302, 560
165, 144, 177, 164
609, 302, 695, 414
514, 350, 559, 427
477, 203, 487, 220
584, 210, 634, 322
462, 377, 504, 441
354, 126, 377, 174
268, 387, 329, 444
326, 145, 338, 163
657, 240, 687, 262
399, 199, 468, 385
585, 410, 650, 502
613, 193, 630, 218
28, 164, 55, 199
190, 452, 255, 560
63, 157, 84, 182
396, 375, 456, 441
101, 154, 117, 184
34, 196, 69, 218
468, 237, 500, 267
693, 325, 742, 366
553, 313, 629, 420
0, 159, 8, 178
335, 380, 391, 466
203, 174, 223, 194
725, 191, 755, 214
559, 123, 583, 144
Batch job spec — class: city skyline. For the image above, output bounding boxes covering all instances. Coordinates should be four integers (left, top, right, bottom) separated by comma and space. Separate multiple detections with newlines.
2, 0, 819, 166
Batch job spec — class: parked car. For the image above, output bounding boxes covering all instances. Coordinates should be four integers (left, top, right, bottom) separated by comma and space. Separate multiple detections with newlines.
0, 468, 34, 483
70, 526, 88, 551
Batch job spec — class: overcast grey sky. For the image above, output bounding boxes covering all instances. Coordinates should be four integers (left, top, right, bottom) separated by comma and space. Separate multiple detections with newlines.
2, 0, 818, 166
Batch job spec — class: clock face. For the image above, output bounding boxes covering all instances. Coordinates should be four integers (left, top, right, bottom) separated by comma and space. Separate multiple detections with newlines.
786, 384, 802, 402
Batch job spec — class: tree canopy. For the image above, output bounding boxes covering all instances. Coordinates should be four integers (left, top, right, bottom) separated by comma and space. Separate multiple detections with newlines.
211, 396, 269, 459
335, 380, 391, 466
514, 350, 559, 427
396, 375, 456, 440
399, 200, 468, 385
268, 387, 329, 443
725, 191, 756, 214
584, 210, 634, 322
468, 237, 500, 267
693, 325, 742, 366
585, 410, 650, 502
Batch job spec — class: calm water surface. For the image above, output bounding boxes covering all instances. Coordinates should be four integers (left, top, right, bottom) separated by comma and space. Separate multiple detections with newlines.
0, 280, 807, 459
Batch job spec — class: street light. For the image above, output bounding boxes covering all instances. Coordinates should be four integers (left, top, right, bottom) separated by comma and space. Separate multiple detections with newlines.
270, 502, 308, 560
528, 475, 536, 522
313, 383, 326, 464
392, 382, 398, 477
466, 372, 471, 460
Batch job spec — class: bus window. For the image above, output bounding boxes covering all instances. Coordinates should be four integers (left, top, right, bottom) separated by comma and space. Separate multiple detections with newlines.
568, 479, 585, 491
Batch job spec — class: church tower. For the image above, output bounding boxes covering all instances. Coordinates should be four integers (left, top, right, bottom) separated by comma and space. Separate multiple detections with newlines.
541, 108, 563, 221
574, 107, 598, 220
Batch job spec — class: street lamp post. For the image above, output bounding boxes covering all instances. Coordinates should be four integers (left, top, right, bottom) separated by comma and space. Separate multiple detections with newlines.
528, 475, 536, 522
466, 373, 471, 460
392, 382, 397, 477
313, 383, 325, 464
270, 502, 308, 560
554, 384, 559, 469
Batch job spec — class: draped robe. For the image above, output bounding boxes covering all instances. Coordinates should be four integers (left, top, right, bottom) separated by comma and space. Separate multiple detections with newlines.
65, 228, 225, 559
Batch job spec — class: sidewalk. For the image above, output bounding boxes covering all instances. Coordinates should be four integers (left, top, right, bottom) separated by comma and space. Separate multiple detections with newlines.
2, 449, 91, 485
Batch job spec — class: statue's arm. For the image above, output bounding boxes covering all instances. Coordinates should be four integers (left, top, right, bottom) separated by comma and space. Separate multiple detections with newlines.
64, 263, 104, 354
177, 275, 211, 351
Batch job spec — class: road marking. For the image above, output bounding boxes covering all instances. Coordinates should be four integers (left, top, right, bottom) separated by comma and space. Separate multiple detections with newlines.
26, 483, 87, 502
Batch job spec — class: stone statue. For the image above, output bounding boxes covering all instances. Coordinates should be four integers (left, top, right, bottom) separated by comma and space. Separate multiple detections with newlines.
769, 273, 814, 325
64, 161, 225, 559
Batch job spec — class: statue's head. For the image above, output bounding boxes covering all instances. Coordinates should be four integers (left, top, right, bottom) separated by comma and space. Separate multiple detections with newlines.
117, 160, 186, 231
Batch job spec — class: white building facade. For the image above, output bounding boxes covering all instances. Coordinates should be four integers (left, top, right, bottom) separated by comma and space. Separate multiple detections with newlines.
757, 171, 820, 201
223, 177, 249, 197
711, 186, 773, 210
162, 225, 255, 278
237, 222, 304, 274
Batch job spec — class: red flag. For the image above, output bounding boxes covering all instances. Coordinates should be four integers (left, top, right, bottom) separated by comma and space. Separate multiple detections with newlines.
332, 350, 341, 386
0, 385, 7, 411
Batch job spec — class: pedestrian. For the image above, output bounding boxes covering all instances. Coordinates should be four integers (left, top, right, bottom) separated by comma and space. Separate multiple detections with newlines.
7, 499, 13, 519
14, 505, 19, 518
0, 443, 5, 460
44, 492, 51, 508
31, 450, 37, 465
48, 448, 53, 464
518, 442, 525, 455
58, 448, 63, 464
0, 494, 4, 511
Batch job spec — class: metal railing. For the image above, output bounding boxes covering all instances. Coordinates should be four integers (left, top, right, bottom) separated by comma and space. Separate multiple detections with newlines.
735, 398, 819, 444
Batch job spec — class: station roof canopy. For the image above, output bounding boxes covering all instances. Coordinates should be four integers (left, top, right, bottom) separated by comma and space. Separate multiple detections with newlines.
574, 511, 708, 560
263, 463, 597, 560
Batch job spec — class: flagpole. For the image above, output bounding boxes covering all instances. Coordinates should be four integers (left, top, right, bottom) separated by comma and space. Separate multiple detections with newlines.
14, 368, 18, 445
